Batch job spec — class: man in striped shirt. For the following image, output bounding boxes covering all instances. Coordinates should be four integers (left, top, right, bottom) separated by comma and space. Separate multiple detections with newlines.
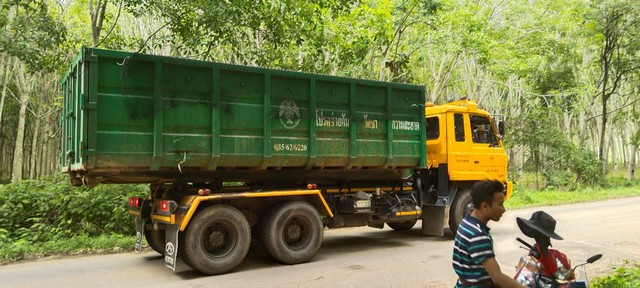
452, 180, 524, 288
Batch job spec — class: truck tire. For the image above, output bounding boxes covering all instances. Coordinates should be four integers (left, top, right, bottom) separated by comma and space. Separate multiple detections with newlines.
182, 205, 251, 275
261, 201, 323, 265
144, 228, 165, 255
387, 220, 418, 231
448, 187, 472, 235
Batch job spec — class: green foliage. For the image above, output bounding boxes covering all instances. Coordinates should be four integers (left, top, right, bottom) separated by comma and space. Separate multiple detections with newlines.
506, 179, 640, 209
592, 260, 640, 288
0, 175, 147, 243
123, 0, 358, 68
630, 130, 640, 147
0, 0, 67, 71
0, 234, 135, 263
509, 95, 605, 189
606, 175, 637, 188
118, 0, 444, 83
0, 175, 148, 263
573, 147, 606, 186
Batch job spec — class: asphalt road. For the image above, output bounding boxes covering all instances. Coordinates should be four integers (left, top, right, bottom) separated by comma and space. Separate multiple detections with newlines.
1, 197, 638, 288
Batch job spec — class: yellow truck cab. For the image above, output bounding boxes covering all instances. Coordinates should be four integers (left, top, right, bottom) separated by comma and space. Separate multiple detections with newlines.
423, 99, 512, 234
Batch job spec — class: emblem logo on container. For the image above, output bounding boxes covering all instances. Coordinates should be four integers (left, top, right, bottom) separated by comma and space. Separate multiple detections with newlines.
279, 99, 301, 129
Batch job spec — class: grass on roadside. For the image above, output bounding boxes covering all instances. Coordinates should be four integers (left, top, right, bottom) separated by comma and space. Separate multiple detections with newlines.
0, 234, 135, 264
506, 181, 640, 209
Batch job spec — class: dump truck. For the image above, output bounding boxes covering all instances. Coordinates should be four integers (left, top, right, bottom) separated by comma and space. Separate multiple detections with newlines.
60, 47, 512, 275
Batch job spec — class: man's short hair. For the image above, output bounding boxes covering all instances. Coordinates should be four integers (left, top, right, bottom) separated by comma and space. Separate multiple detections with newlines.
470, 180, 505, 208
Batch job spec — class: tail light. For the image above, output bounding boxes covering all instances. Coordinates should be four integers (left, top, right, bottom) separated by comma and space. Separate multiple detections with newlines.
129, 197, 143, 208
157, 200, 178, 214
161, 200, 169, 212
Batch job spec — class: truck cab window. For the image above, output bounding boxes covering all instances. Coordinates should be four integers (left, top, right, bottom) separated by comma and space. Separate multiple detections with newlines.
454, 114, 465, 142
426, 117, 440, 140
470, 115, 496, 145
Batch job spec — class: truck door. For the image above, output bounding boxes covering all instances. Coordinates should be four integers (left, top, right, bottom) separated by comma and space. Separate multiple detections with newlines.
446, 113, 473, 180
469, 114, 508, 180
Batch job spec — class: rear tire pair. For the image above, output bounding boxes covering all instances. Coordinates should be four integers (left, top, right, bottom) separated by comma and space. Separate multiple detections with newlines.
179, 201, 323, 275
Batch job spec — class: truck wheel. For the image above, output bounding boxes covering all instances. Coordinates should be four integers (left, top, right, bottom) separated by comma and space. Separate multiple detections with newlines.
144, 228, 165, 255
261, 201, 323, 265
182, 205, 251, 275
69, 174, 83, 187
449, 188, 472, 234
387, 220, 418, 231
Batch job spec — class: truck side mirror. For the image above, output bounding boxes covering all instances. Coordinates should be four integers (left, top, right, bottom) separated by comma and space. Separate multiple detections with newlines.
497, 121, 505, 139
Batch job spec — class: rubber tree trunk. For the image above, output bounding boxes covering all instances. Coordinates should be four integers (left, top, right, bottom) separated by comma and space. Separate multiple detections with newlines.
29, 114, 41, 179
0, 54, 9, 128
629, 144, 637, 181
89, 0, 108, 46
0, 55, 10, 180
11, 61, 31, 184
630, 125, 639, 181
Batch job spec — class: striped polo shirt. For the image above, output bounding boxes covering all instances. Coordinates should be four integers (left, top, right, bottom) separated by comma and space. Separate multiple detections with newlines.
452, 215, 495, 287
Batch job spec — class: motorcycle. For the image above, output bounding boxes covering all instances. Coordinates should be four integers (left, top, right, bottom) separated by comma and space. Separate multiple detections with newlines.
514, 237, 603, 288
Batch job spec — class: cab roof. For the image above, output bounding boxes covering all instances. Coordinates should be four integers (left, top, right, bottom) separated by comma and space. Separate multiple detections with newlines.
425, 99, 491, 117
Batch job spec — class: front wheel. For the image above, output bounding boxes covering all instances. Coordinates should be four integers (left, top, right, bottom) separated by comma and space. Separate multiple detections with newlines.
182, 205, 251, 275
261, 201, 323, 264
448, 187, 472, 234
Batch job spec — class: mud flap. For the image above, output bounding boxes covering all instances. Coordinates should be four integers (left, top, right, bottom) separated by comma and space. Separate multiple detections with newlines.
134, 216, 144, 253
421, 204, 445, 236
164, 225, 180, 271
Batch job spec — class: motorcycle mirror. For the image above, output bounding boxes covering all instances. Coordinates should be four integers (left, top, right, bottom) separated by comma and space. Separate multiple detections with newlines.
586, 254, 603, 264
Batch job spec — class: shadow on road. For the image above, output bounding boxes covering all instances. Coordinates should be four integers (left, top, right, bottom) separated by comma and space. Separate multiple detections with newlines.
158, 226, 456, 280
142, 254, 163, 262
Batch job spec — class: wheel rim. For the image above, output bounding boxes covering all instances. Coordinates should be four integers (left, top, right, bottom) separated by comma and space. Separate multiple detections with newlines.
464, 202, 474, 217
455, 199, 473, 223
282, 217, 312, 250
202, 222, 237, 259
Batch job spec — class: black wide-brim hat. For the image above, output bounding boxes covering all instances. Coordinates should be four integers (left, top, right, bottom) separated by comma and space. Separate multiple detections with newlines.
516, 211, 563, 240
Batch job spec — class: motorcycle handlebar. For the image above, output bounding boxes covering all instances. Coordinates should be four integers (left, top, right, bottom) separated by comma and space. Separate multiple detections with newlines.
516, 237, 534, 250
571, 254, 604, 273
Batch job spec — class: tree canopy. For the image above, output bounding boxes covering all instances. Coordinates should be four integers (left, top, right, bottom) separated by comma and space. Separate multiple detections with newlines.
1, 0, 639, 187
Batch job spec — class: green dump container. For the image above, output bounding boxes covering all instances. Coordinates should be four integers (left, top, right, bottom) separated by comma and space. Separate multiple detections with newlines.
60, 47, 426, 185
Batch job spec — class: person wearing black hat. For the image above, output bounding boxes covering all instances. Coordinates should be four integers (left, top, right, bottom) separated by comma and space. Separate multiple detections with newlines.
516, 211, 572, 283
452, 180, 525, 288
